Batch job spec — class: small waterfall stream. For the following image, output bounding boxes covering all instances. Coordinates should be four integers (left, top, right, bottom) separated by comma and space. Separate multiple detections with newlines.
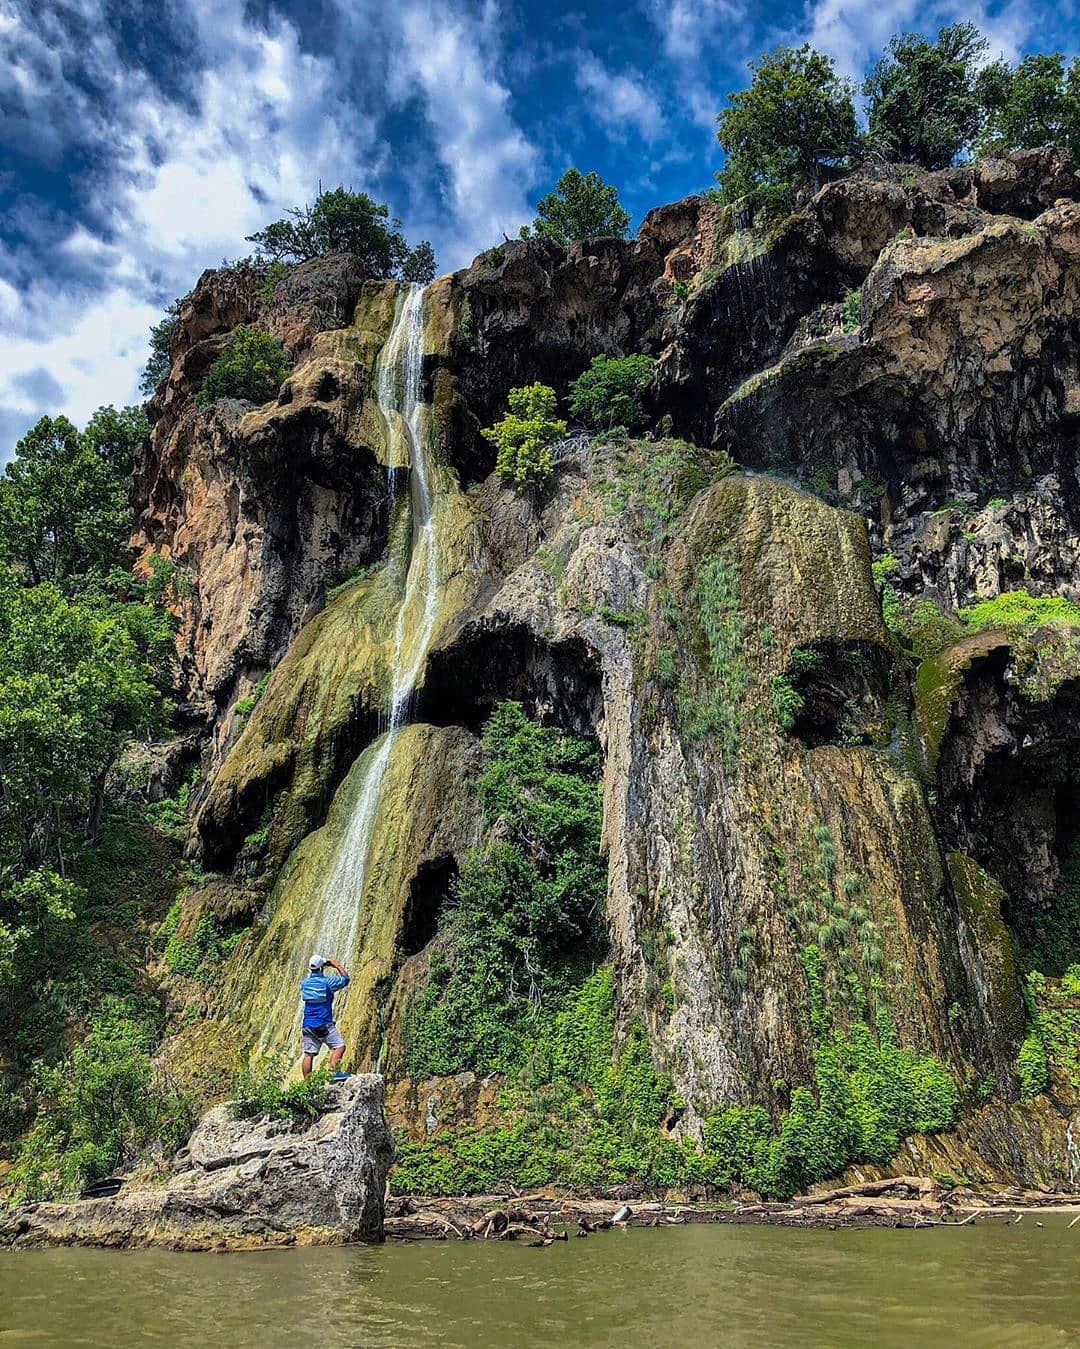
310, 284, 440, 967
235, 281, 450, 1055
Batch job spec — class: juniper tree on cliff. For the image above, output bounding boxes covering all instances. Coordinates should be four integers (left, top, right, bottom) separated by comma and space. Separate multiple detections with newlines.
975, 53, 1080, 159
246, 186, 436, 282
716, 45, 858, 209
864, 23, 988, 168
520, 169, 631, 245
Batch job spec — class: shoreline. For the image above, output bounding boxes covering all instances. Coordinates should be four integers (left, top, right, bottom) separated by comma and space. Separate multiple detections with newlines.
387, 1177, 1080, 1242
5, 1176, 1080, 1252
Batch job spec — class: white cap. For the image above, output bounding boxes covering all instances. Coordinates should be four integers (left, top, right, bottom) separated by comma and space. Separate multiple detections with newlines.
309, 954, 327, 970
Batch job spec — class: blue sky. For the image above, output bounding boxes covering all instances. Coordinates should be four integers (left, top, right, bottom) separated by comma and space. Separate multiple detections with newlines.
1, 0, 1075, 455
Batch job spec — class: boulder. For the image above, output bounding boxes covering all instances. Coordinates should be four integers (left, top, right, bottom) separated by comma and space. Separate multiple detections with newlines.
0, 1076, 394, 1251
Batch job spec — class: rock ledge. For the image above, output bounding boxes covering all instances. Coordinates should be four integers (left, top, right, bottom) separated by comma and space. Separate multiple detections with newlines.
0, 1075, 393, 1251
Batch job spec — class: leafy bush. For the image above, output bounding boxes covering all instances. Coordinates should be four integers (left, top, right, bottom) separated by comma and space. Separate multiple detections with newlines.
864, 23, 987, 169
520, 168, 630, 245
10, 996, 191, 1200
196, 327, 289, 408
246, 186, 435, 280
959, 590, 1080, 632
841, 288, 862, 332
716, 45, 858, 208
1017, 1031, 1049, 1100
483, 384, 567, 487
230, 1055, 331, 1122
568, 355, 656, 432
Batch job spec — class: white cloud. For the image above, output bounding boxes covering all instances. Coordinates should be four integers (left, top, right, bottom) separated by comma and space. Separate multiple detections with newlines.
575, 54, 665, 143
394, 0, 540, 263
0, 0, 543, 453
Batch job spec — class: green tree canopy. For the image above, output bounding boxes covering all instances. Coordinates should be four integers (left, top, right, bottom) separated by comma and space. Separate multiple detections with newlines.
195, 327, 290, 408
569, 355, 656, 432
976, 53, 1080, 159
521, 169, 631, 246
0, 413, 140, 588
246, 186, 436, 280
864, 23, 987, 168
716, 45, 858, 207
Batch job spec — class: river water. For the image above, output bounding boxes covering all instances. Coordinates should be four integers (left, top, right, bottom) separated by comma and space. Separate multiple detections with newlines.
2, 1222, 1078, 1347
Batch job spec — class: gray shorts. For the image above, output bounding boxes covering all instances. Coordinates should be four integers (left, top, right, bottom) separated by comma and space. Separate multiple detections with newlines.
302, 1022, 345, 1055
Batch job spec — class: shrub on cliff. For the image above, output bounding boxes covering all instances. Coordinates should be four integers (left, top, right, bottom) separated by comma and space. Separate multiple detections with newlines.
519, 168, 631, 245
246, 186, 435, 281
864, 23, 987, 169
484, 383, 567, 487
196, 327, 290, 408
569, 355, 656, 432
976, 53, 1080, 159
716, 45, 858, 208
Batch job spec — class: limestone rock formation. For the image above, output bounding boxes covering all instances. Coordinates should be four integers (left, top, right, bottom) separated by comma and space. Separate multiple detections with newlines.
1, 1077, 393, 1251
127, 148, 1080, 1197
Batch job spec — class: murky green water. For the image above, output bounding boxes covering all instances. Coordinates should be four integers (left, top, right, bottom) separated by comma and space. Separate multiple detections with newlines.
2, 1221, 1078, 1347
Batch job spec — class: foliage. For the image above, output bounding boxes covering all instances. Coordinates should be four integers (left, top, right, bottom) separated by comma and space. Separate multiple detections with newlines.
401, 240, 437, 284
716, 45, 858, 209
260, 260, 294, 305
403, 703, 605, 1078
520, 169, 631, 246
195, 327, 290, 408
1017, 1030, 1050, 1100
568, 355, 656, 432
245, 186, 435, 280
0, 411, 145, 588
160, 904, 241, 982
140, 298, 184, 396
144, 782, 192, 835
959, 589, 1080, 632
9, 995, 191, 1199
864, 23, 987, 169
975, 53, 1080, 160
678, 551, 750, 761
841, 288, 863, 332
483, 384, 567, 487
230, 1055, 331, 1122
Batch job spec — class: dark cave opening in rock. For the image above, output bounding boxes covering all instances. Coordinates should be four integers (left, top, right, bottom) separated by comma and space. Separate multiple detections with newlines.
418, 621, 603, 738
400, 853, 458, 957
937, 654, 1080, 973
783, 640, 892, 748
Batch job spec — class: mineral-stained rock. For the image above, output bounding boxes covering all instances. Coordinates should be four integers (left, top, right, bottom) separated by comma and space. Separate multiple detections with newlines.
0, 1076, 393, 1251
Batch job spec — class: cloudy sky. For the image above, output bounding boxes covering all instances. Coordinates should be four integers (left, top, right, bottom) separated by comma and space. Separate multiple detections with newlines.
1, 0, 1072, 455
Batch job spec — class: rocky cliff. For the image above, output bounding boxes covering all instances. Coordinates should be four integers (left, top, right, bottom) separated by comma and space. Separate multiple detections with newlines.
139, 149, 1080, 1197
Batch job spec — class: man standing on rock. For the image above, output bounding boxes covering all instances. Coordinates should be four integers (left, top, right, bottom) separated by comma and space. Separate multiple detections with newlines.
300, 955, 350, 1079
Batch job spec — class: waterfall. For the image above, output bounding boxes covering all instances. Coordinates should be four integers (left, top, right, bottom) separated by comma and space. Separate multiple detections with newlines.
310, 285, 439, 967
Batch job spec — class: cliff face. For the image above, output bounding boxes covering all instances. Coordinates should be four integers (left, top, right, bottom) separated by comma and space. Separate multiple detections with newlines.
140, 149, 1080, 1193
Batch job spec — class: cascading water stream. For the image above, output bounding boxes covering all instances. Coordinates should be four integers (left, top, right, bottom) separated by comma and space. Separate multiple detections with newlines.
301, 283, 439, 1009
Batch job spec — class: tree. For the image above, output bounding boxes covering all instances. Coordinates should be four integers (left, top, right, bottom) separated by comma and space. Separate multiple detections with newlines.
569, 355, 656, 432
716, 45, 858, 207
864, 23, 988, 169
976, 53, 1080, 159
195, 327, 290, 408
521, 169, 631, 246
483, 384, 567, 487
0, 415, 131, 587
140, 298, 184, 397
246, 186, 436, 280
401, 240, 437, 284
